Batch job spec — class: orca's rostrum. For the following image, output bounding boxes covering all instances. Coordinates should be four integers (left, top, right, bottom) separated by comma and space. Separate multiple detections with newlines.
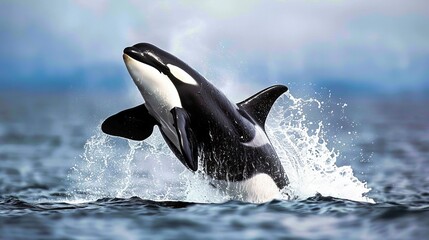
102, 43, 289, 203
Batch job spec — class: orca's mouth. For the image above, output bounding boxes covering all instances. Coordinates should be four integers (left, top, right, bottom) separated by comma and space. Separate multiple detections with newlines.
123, 47, 169, 74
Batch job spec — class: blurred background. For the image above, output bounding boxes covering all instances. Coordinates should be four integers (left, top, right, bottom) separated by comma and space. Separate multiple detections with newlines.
1, 0, 428, 99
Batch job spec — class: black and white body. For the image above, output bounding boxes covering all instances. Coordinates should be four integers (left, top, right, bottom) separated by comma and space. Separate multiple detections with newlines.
102, 43, 289, 203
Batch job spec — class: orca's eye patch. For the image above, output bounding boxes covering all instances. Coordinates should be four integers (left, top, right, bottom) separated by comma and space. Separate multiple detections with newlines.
167, 64, 198, 86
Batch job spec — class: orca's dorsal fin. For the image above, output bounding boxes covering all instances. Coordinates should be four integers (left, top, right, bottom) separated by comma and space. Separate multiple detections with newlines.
101, 104, 157, 141
238, 85, 288, 128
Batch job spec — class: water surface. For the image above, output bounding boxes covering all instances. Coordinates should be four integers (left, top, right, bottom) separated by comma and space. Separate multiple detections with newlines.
0, 92, 428, 239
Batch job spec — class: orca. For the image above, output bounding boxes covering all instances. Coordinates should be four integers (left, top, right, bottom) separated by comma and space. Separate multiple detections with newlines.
102, 43, 289, 203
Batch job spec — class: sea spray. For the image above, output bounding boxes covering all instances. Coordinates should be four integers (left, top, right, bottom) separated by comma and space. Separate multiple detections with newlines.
68, 133, 135, 201
267, 92, 373, 203
68, 129, 187, 202
69, 92, 373, 203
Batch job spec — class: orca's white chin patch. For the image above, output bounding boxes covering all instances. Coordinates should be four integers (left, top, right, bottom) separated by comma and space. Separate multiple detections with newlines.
213, 173, 281, 204
123, 53, 182, 150
123, 53, 178, 101
123, 54, 163, 88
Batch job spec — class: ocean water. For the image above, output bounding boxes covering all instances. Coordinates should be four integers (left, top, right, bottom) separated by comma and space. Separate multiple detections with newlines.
0, 91, 428, 239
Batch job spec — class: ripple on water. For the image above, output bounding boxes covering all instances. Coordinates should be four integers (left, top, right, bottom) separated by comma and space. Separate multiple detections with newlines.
1, 94, 429, 239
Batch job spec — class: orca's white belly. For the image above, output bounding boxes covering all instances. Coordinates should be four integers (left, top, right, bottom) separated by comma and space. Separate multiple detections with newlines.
213, 173, 281, 203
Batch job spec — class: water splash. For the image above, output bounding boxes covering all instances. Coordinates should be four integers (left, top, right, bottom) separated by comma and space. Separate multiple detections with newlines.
267, 92, 373, 203
68, 133, 136, 201
68, 92, 373, 203
68, 129, 186, 202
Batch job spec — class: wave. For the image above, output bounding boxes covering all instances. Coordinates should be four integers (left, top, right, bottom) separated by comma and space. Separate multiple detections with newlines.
1, 195, 427, 217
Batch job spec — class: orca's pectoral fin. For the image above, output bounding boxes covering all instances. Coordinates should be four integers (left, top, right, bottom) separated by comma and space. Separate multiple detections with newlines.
101, 104, 157, 141
171, 107, 198, 171
238, 85, 288, 128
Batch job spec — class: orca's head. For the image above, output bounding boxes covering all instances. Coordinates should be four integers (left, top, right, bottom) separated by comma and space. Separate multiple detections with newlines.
123, 43, 199, 91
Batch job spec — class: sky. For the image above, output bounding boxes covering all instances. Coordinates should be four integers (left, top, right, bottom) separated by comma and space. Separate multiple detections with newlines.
0, 0, 428, 97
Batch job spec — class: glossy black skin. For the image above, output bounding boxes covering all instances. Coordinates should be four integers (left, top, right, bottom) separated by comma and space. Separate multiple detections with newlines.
123, 43, 288, 189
